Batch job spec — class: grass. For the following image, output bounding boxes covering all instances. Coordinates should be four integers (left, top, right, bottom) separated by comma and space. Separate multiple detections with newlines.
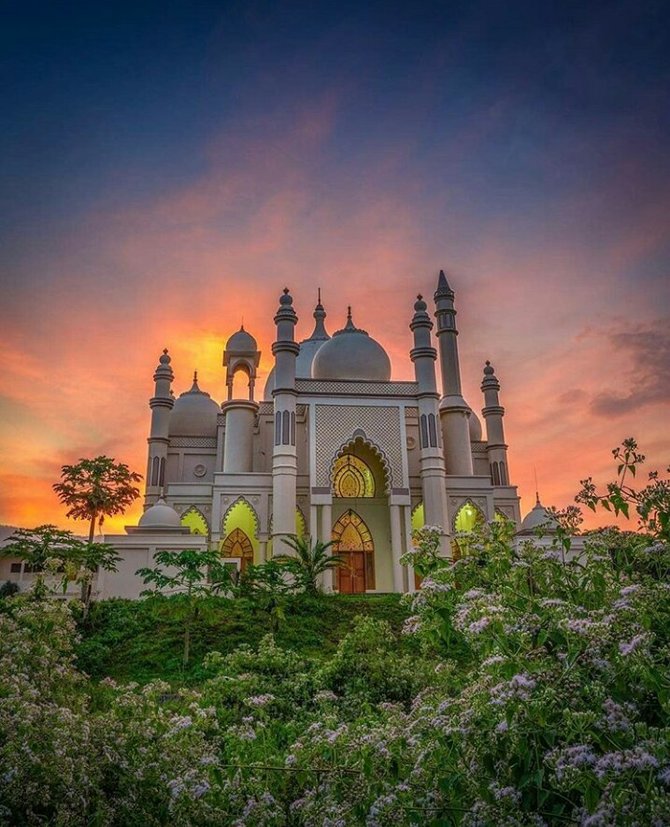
76, 593, 412, 685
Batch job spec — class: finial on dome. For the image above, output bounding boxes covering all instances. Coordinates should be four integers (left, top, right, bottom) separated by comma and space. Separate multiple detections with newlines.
307, 288, 329, 340
414, 294, 427, 312
193, 370, 198, 383
188, 371, 201, 393
159, 348, 171, 365
344, 306, 357, 332
279, 287, 293, 306
483, 360, 495, 376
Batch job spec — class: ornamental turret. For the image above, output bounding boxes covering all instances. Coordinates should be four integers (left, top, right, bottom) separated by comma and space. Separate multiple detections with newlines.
271, 288, 299, 556
222, 328, 260, 473
145, 349, 174, 506
433, 271, 473, 475
410, 294, 449, 537
481, 361, 510, 486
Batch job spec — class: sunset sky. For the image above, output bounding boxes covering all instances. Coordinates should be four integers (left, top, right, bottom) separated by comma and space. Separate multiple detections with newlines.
1, 0, 668, 535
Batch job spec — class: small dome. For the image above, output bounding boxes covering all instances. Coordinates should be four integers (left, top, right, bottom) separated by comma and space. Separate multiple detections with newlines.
263, 338, 330, 399
138, 497, 182, 529
468, 407, 483, 441
169, 374, 220, 437
312, 309, 391, 382
226, 326, 257, 353
519, 499, 559, 534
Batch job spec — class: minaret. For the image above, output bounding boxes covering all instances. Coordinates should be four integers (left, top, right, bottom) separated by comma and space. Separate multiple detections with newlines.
410, 294, 449, 535
145, 348, 174, 507
271, 288, 299, 556
433, 271, 473, 475
481, 361, 510, 486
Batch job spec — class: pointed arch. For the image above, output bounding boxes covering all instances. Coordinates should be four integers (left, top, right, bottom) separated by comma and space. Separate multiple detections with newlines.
221, 496, 260, 539
332, 509, 375, 592
329, 434, 392, 496
220, 497, 260, 564
332, 454, 376, 498
452, 499, 485, 559
411, 501, 425, 532
221, 528, 254, 571
181, 506, 209, 536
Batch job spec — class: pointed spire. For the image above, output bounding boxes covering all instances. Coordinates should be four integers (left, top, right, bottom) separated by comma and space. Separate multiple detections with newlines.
434, 269, 454, 299
344, 305, 356, 331
306, 288, 329, 341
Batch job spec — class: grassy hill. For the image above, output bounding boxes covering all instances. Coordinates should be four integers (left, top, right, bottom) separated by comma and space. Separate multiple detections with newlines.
76, 593, 412, 685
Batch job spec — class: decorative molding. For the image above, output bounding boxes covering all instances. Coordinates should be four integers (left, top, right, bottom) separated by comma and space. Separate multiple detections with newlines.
296, 379, 418, 396
170, 437, 217, 449
315, 405, 403, 488
193, 464, 207, 478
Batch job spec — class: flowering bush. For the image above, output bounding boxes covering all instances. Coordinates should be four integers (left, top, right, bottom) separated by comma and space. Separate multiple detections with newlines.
1, 524, 669, 825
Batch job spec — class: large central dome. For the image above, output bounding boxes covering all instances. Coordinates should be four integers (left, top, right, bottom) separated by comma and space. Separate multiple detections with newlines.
311, 308, 391, 382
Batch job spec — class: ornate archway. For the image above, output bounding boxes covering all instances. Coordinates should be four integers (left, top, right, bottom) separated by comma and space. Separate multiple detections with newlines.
180, 506, 209, 536
332, 509, 375, 593
221, 527, 254, 571
452, 500, 485, 559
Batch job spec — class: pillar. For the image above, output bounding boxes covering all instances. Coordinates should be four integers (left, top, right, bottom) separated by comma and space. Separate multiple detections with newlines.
390, 504, 404, 593
434, 271, 473, 476
320, 502, 333, 592
222, 400, 258, 473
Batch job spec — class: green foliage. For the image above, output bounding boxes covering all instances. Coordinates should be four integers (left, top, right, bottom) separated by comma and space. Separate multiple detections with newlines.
577, 437, 670, 540
137, 548, 237, 667
0, 524, 119, 599
273, 533, 346, 595
53, 455, 142, 537
0, 580, 19, 599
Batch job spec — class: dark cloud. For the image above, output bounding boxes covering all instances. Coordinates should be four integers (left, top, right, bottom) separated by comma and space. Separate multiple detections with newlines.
590, 319, 670, 416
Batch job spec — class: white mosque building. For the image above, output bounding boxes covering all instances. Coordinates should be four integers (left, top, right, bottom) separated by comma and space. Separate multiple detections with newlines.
3, 271, 541, 598
101, 271, 521, 596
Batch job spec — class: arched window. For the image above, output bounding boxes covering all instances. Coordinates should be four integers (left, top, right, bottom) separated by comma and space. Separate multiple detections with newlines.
275, 411, 281, 445
221, 528, 254, 571
428, 414, 437, 447
499, 462, 508, 485
159, 457, 165, 488
491, 462, 500, 486
220, 498, 260, 566
181, 507, 209, 536
332, 454, 376, 498
282, 410, 290, 445
420, 415, 429, 448
332, 509, 375, 592
453, 501, 485, 558
151, 456, 159, 486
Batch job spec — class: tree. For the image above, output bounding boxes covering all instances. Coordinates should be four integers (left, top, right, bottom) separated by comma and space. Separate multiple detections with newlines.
239, 559, 295, 632
273, 534, 346, 595
136, 549, 234, 667
53, 456, 142, 611
0, 525, 119, 600
576, 437, 670, 541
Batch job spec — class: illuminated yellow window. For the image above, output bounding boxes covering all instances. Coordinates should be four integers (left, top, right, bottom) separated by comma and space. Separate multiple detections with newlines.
332, 454, 376, 498
453, 501, 484, 558
181, 507, 209, 536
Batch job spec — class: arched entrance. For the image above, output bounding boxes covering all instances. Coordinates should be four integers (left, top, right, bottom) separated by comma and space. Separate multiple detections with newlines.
221, 528, 254, 572
332, 509, 374, 594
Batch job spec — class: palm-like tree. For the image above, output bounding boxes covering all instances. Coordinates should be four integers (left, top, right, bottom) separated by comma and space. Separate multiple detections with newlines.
274, 534, 346, 595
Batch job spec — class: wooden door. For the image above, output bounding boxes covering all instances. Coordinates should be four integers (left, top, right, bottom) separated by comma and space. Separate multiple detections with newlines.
338, 551, 366, 594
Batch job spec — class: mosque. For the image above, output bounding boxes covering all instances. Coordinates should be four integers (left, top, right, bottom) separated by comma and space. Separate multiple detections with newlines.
3, 271, 544, 597
104, 270, 522, 596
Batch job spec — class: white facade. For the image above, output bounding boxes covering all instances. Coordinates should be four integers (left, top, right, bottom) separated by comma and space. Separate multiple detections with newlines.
1, 273, 526, 598
120, 272, 522, 596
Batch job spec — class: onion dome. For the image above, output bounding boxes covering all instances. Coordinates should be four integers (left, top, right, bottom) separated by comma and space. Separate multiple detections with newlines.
311, 307, 391, 382
519, 496, 559, 535
138, 497, 182, 529
225, 326, 257, 353
468, 406, 483, 441
168, 372, 220, 437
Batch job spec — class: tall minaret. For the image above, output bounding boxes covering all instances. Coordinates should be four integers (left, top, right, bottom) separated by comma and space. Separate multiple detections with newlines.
271, 288, 299, 556
145, 348, 174, 507
433, 271, 473, 475
481, 361, 510, 486
410, 294, 449, 533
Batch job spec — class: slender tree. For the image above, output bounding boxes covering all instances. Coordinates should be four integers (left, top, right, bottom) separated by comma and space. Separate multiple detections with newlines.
136, 549, 233, 667
53, 456, 142, 611
274, 534, 346, 595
